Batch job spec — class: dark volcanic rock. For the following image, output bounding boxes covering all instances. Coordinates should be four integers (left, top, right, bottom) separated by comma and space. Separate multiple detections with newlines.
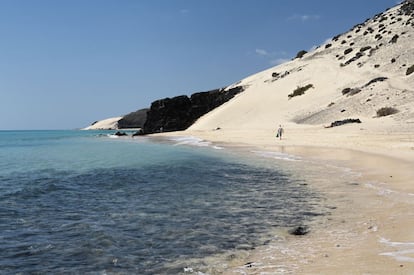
117, 108, 149, 129
114, 131, 128, 136
144, 95, 192, 133
289, 226, 309, 236
190, 87, 243, 118
132, 129, 145, 136
143, 86, 244, 134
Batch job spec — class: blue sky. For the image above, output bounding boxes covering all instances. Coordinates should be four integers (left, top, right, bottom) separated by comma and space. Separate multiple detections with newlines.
0, 0, 399, 129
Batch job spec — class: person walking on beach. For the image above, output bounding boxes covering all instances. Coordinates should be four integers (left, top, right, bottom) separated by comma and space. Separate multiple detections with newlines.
276, 125, 284, 140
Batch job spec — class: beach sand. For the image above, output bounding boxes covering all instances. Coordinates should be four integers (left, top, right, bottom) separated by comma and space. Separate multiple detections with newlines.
157, 123, 414, 274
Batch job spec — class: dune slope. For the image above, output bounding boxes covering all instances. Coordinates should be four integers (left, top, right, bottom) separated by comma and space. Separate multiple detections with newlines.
188, 2, 414, 159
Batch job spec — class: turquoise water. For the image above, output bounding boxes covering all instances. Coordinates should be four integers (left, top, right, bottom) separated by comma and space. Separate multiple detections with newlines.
0, 130, 323, 274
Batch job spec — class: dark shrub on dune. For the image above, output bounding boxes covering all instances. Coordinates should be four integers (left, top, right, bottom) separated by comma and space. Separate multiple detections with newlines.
406, 64, 414, 75
360, 46, 371, 52
401, 0, 414, 16
295, 50, 307, 59
344, 48, 353, 55
389, 34, 399, 43
288, 84, 314, 99
376, 107, 399, 117
326, 118, 362, 128
342, 87, 361, 96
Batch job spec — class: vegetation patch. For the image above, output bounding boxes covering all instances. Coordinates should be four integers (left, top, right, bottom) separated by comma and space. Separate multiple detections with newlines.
360, 46, 371, 52
288, 84, 314, 99
376, 107, 399, 117
325, 118, 362, 128
379, 16, 388, 23
400, 0, 414, 16
344, 48, 353, 55
344, 52, 364, 66
295, 50, 307, 59
332, 34, 341, 41
363, 77, 388, 87
342, 87, 361, 96
389, 34, 399, 43
406, 64, 414, 76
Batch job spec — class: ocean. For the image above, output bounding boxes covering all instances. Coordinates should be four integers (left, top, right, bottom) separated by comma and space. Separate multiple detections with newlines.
0, 130, 329, 274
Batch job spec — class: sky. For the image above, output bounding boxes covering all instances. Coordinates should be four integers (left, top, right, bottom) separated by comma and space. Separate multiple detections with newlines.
0, 0, 401, 130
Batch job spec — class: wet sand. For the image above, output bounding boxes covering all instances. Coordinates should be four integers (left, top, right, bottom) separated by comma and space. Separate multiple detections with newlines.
159, 129, 414, 274
223, 147, 414, 274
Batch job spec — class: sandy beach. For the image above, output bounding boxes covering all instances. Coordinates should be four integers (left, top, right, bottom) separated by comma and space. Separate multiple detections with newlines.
158, 126, 414, 274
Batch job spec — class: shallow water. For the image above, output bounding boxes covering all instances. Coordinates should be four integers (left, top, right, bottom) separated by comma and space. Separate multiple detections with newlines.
0, 130, 325, 274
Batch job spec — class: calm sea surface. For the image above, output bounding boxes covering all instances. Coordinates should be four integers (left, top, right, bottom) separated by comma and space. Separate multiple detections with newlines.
0, 130, 325, 274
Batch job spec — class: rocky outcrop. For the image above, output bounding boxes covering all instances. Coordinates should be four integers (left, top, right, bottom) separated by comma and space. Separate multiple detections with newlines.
289, 225, 309, 236
144, 95, 192, 133
117, 108, 149, 129
190, 86, 244, 118
114, 131, 128, 136
143, 86, 244, 134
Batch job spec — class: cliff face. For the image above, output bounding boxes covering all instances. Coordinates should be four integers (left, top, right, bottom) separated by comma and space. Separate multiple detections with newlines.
84, 85, 244, 132
144, 95, 192, 133
143, 86, 244, 133
117, 108, 149, 129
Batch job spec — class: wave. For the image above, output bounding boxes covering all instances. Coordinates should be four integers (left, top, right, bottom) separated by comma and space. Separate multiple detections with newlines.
252, 150, 302, 162
379, 238, 414, 263
168, 136, 224, 150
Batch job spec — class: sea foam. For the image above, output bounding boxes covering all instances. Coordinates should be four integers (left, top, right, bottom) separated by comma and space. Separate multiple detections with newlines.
252, 150, 301, 162
379, 238, 414, 263
168, 136, 224, 150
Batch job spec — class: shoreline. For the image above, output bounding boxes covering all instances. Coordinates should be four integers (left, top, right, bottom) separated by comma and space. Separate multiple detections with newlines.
156, 128, 414, 274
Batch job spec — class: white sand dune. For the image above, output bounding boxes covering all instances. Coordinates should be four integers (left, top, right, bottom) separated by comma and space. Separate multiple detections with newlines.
184, 3, 414, 162
82, 116, 123, 130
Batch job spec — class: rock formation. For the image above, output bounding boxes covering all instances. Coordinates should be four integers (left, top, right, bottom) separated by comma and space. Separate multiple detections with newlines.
143, 86, 244, 134
117, 108, 149, 129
